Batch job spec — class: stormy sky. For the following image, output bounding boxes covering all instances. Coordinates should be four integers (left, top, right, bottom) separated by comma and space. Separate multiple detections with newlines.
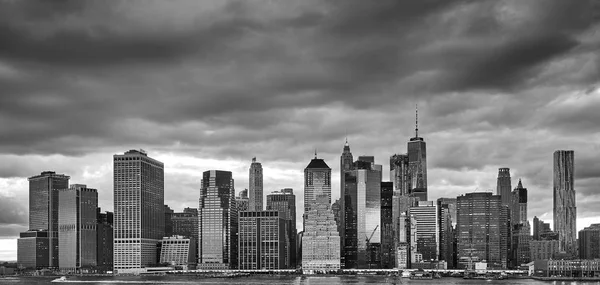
0, 0, 599, 260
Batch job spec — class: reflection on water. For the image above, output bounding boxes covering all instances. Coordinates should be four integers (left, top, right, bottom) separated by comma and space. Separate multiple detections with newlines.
0, 276, 599, 285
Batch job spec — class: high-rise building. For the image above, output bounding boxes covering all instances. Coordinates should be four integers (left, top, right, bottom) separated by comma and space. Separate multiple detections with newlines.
17, 230, 50, 269
340, 139, 354, 267
266, 189, 297, 268
409, 201, 438, 262
113, 149, 164, 271
236, 189, 249, 212
496, 168, 512, 207
171, 208, 198, 241
380, 182, 394, 269
510, 180, 530, 267
96, 209, 113, 272
390, 154, 409, 195
160, 236, 196, 269
198, 170, 237, 269
302, 195, 340, 271
164, 205, 174, 237
438, 198, 457, 268
304, 153, 332, 214
58, 184, 98, 272
578, 224, 600, 259
249, 158, 263, 211
553, 150, 576, 256
238, 211, 288, 269
396, 212, 417, 269
457, 192, 508, 269
23, 171, 70, 268
511, 180, 528, 225
407, 107, 427, 201
343, 158, 382, 268
529, 240, 559, 261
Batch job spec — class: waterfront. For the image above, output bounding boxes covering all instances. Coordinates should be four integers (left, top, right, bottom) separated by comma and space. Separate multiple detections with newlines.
1, 276, 600, 285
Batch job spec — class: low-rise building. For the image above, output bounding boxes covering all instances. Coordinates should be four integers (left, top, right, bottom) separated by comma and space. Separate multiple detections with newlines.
533, 259, 600, 277
159, 236, 196, 269
530, 240, 560, 261
17, 230, 50, 270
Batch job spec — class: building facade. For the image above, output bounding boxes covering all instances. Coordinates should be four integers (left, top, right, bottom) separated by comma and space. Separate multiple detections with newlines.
97, 210, 113, 272
25, 171, 70, 268
578, 224, 600, 259
238, 211, 287, 269
304, 154, 332, 214
113, 149, 165, 270
409, 201, 438, 262
198, 170, 237, 269
236, 189, 249, 212
340, 140, 354, 267
302, 195, 341, 271
266, 189, 297, 268
529, 240, 560, 261
380, 182, 394, 269
496, 168, 512, 207
438, 198, 457, 268
58, 184, 98, 271
533, 216, 552, 240
553, 150, 576, 256
249, 158, 263, 211
407, 123, 427, 202
457, 192, 508, 269
17, 230, 50, 269
511, 180, 530, 267
160, 236, 196, 269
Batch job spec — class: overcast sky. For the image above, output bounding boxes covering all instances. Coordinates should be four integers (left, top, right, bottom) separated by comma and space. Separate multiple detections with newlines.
1, 0, 599, 261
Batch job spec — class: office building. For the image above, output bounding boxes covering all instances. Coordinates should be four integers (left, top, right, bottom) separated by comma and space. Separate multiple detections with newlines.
164, 205, 174, 237
302, 195, 341, 271
340, 139, 354, 267
496, 168, 512, 207
407, 107, 427, 201
396, 212, 417, 269
198, 170, 237, 269
438, 198, 457, 268
409, 201, 438, 262
113, 149, 164, 270
390, 154, 410, 195
457, 192, 508, 269
58, 184, 98, 271
97, 210, 113, 272
380, 182, 394, 269
510, 180, 530, 267
343, 158, 382, 268
238, 211, 288, 269
17, 230, 50, 269
304, 153, 332, 215
578, 224, 600, 259
554, 150, 576, 256
236, 189, 249, 212
160, 236, 196, 269
529, 240, 560, 261
266, 189, 297, 268
249, 158, 263, 211
533, 216, 552, 240
23, 171, 70, 268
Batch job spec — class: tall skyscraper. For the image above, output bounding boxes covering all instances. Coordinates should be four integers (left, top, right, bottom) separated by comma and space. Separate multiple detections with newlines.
510, 180, 530, 267
304, 153, 331, 214
198, 170, 237, 269
113, 150, 164, 271
343, 158, 382, 268
96, 209, 113, 272
302, 194, 341, 271
390, 154, 409, 195
496, 168, 512, 207
409, 201, 438, 262
267, 189, 297, 268
25, 171, 70, 268
407, 107, 427, 201
578, 224, 600, 259
380, 182, 394, 269
249, 158, 263, 211
238, 211, 288, 269
553, 150, 576, 256
340, 139, 354, 266
457, 192, 508, 269
438, 198, 457, 268
58, 184, 98, 271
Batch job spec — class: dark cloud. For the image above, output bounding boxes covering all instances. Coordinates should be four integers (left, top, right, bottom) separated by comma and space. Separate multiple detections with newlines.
0, 196, 27, 225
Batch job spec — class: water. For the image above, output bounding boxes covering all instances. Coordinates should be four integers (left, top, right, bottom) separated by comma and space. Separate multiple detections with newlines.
1, 276, 600, 285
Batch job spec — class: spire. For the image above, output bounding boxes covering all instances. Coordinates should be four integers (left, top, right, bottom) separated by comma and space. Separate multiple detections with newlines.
415, 103, 419, 138
517, 178, 523, 189
314, 148, 317, 159
252, 157, 256, 163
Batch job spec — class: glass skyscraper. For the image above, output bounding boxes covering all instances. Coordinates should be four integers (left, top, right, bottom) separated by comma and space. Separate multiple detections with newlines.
553, 150, 576, 256
113, 150, 164, 271
249, 158, 263, 211
198, 170, 237, 269
303, 154, 331, 214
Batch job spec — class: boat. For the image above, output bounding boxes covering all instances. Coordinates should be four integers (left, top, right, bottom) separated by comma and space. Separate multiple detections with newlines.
51, 276, 67, 282
401, 271, 411, 278
410, 270, 433, 280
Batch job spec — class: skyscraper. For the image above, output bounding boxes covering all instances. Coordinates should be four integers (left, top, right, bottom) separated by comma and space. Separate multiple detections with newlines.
380, 182, 394, 269
438, 198, 457, 268
58, 184, 98, 272
198, 170, 237, 269
340, 139, 354, 266
25, 171, 70, 268
267, 189, 297, 267
553, 150, 576, 256
304, 153, 331, 214
409, 201, 438, 262
236, 189, 249, 212
533, 216, 552, 240
238, 211, 288, 269
457, 192, 508, 269
249, 158, 263, 211
407, 107, 427, 201
302, 194, 341, 271
113, 149, 164, 271
390, 154, 409, 195
496, 168, 512, 207
578, 224, 600, 259
96, 209, 113, 272
510, 180, 530, 267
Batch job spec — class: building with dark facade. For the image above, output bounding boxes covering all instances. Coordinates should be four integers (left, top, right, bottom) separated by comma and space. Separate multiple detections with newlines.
113, 150, 164, 271
236, 189, 249, 212
438, 198, 457, 268
578, 224, 600, 259
409, 201, 438, 262
21, 171, 70, 269
457, 192, 508, 269
266, 189, 297, 268
529, 240, 560, 261
17, 230, 50, 269
340, 140, 354, 267
407, 108, 427, 202
249, 158, 263, 211
380, 182, 394, 269
238, 211, 288, 269
533, 216, 552, 240
164, 205, 174, 237
58, 184, 98, 272
198, 170, 237, 269
390, 154, 409, 196
96, 209, 113, 272
554, 150, 576, 256
496, 168, 512, 207
510, 180, 530, 267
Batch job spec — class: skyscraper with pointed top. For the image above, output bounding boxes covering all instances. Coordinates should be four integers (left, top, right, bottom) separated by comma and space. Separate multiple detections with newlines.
496, 168, 512, 207
339, 138, 353, 267
304, 151, 332, 215
249, 157, 263, 211
407, 105, 427, 201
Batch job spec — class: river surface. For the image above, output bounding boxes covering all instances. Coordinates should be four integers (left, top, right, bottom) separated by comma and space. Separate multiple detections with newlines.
0, 276, 599, 285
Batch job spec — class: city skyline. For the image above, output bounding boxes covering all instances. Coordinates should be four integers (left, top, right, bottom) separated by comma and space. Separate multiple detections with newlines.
1, 0, 600, 262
